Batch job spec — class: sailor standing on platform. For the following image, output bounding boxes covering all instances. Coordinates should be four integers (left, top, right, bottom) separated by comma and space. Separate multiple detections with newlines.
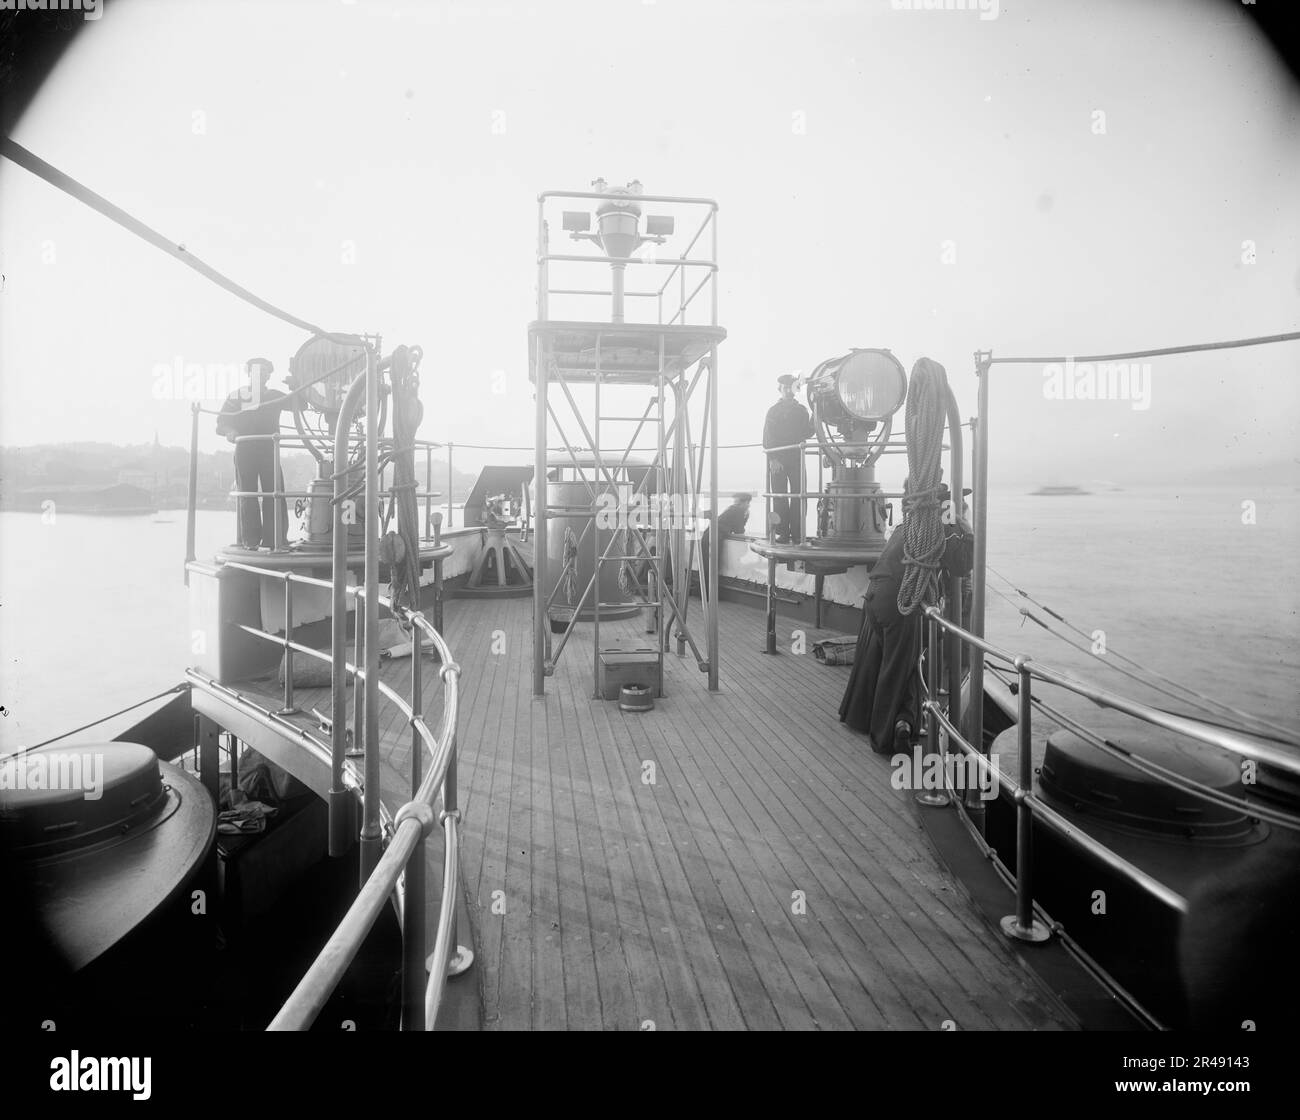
216, 358, 289, 550
763, 374, 814, 544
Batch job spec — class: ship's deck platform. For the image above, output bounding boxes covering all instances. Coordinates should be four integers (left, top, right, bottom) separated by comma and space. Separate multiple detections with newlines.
235, 596, 1075, 1030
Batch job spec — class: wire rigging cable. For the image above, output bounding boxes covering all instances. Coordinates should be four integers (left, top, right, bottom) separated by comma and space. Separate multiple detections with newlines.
1, 138, 343, 338
983, 330, 1300, 366
985, 566, 1298, 744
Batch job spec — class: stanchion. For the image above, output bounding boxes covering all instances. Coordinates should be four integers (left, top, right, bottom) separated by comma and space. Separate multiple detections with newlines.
1000, 657, 1051, 943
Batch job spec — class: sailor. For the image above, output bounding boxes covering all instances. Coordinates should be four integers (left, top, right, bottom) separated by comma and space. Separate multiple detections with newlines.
763, 374, 814, 544
217, 358, 289, 550
698, 492, 752, 593
838, 483, 973, 753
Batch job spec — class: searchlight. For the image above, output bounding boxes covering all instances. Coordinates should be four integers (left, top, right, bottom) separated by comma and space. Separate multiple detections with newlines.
805, 348, 907, 551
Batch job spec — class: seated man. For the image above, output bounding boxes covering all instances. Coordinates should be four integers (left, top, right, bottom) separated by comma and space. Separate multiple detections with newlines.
698, 492, 752, 593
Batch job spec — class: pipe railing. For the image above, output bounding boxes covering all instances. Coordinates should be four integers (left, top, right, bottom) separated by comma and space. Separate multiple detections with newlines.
197, 556, 468, 1030
186, 419, 449, 559
537, 189, 719, 327
213, 430, 447, 548
755, 436, 942, 546
916, 604, 1300, 942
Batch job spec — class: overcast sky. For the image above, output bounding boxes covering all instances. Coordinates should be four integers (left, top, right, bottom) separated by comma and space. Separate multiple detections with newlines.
1, 0, 1297, 490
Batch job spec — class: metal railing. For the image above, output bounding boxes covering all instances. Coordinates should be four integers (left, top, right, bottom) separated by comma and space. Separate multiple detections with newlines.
194, 556, 469, 1030
536, 188, 719, 327
916, 604, 1300, 946
185, 412, 457, 574
755, 436, 950, 545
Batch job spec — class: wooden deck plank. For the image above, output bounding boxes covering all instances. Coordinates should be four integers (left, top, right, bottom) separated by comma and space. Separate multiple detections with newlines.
451, 599, 502, 1025
645, 708, 850, 1028
713, 613, 1064, 1029
672, 662, 936, 1027
228, 591, 1074, 1031
559, 654, 675, 1030
490, 603, 538, 1029
551, 665, 626, 1029
610, 695, 760, 1029
584, 683, 718, 1030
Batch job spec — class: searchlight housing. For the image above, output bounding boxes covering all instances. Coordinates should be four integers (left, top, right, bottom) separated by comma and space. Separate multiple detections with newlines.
805, 348, 908, 552
806, 348, 907, 436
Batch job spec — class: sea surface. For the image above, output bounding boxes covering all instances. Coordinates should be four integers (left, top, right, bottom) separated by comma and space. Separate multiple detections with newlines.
1, 486, 1297, 750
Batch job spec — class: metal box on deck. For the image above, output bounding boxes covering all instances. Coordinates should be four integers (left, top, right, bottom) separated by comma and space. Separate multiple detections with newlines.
598, 641, 661, 701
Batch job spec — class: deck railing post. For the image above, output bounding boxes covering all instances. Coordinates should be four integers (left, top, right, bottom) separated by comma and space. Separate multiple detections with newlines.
401, 827, 428, 1031
440, 695, 473, 978
329, 371, 369, 858
446, 442, 454, 529
764, 556, 777, 654
392, 789, 439, 1035
410, 621, 423, 796
353, 592, 365, 762
278, 573, 298, 715
432, 511, 444, 634
969, 353, 991, 764
360, 347, 382, 884
533, 337, 548, 695
425, 444, 433, 539
273, 432, 283, 550
185, 402, 199, 585
1001, 657, 1051, 943
916, 610, 950, 807
707, 348, 719, 689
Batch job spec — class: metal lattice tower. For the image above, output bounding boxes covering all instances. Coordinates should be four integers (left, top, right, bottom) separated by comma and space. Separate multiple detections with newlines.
529, 182, 725, 696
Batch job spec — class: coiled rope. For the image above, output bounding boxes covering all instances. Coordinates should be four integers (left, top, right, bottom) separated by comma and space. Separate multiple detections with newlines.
897, 357, 951, 616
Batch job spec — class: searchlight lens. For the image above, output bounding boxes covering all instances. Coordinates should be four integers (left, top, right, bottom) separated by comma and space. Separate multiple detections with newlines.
836, 349, 907, 420
291, 334, 368, 416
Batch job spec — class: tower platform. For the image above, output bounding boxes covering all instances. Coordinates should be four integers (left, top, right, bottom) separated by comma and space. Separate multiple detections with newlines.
528, 320, 727, 385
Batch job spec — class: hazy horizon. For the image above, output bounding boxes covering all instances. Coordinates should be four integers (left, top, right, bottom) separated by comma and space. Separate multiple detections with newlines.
2, 0, 1298, 493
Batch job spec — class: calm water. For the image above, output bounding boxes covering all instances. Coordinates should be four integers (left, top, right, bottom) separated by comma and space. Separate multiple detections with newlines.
1, 487, 1297, 749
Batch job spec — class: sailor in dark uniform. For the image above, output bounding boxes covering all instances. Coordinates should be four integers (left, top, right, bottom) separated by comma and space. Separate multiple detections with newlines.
838, 485, 973, 753
762, 374, 814, 544
217, 358, 289, 549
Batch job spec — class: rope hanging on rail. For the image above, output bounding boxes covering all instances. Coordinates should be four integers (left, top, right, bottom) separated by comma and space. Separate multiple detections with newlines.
897, 357, 950, 616
613, 525, 632, 595
561, 527, 579, 605
386, 345, 425, 613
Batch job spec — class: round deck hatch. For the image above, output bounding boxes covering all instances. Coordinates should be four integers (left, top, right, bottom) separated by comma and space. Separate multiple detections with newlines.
1039, 727, 1257, 842
1, 742, 167, 856
0, 742, 215, 969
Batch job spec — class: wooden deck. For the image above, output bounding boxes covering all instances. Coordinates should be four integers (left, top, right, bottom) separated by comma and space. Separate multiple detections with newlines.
243, 595, 1075, 1031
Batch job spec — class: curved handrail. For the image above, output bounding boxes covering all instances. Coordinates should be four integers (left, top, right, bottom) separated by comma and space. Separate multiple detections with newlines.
924, 605, 1300, 777
198, 556, 463, 1030
916, 602, 1300, 964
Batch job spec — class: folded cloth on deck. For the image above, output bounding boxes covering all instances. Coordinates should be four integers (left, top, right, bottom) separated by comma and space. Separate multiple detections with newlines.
218, 800, 278, 835
813, 636, 858, 665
